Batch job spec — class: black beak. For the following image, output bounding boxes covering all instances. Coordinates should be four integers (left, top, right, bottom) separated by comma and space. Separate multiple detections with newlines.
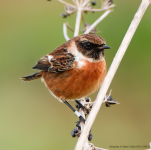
99, 45, 111, 50
103, 45, 111, 49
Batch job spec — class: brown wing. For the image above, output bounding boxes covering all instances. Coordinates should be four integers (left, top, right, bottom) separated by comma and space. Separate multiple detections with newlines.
32, 48, 75, 73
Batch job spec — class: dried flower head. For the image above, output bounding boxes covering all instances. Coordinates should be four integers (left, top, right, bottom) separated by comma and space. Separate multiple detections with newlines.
61, 13, 68, 18
65, 5, 75, 15
91, 1, 96, 6
108, 0, 113, 5
101, 0, 114, 9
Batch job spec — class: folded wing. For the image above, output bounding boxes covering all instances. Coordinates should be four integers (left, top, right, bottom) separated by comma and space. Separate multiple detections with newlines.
33, 49, 75, 73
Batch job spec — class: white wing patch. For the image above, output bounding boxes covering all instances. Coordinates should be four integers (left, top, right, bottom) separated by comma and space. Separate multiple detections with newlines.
48, 55, 53, 62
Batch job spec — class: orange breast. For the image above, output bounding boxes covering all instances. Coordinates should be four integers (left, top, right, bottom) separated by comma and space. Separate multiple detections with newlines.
41, 60, 106, 101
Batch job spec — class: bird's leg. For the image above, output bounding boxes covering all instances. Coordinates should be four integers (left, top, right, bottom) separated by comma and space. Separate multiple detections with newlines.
75, 100, 87, 111
71, 98, 93, 141
64, 101, 85, 123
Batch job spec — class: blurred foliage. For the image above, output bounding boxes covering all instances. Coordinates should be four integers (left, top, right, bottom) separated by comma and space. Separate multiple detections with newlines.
0, 0, 151, 150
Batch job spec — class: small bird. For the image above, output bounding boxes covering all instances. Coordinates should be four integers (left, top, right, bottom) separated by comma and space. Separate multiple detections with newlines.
21, 34, 110, 121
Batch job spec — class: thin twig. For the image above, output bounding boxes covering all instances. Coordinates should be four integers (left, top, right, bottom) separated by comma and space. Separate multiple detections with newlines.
76, 0, 80, 6
58, 0, 77, 8
81, 13, 86, 29
84, 10, 112, 34
74, 7, 82, 36
83, 4, 115, 11
74, 0, 151, 149
66, 24, 74, 32
63, 23, 70, 41
82, 0, 90, 7
72, 0, 77, 5
80, 0, 83, 5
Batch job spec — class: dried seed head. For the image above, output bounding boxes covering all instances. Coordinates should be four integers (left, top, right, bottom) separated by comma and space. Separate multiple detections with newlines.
88, 133, 93, 141
108, 0, 113, 5
75, 104, 79, 108
61, 13, 68, 18
107, 95, 112, 100
76, 121, 81, 130
105, 95, 119, 107
74, 127, 79, 133
71, 127, 81, 138
86, 97, 91, 102
65, 5, 75, 15
105, 102, 110, 107
101, 0, 114, 9
71, 130, 76, 137
91, 1, 96, 6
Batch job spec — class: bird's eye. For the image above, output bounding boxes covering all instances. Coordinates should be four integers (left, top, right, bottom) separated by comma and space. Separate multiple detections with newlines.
85, 42, 92, 49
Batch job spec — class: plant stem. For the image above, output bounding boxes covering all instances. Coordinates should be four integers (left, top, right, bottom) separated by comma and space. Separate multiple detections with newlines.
74, 0, 150, 150
84, 10, 112, 34
63, 23, 70, 41
74, 7, 82, 37
58, 0, 77, 8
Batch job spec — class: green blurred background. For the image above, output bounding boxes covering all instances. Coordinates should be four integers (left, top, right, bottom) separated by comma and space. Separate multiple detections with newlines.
0, 0, 151, 150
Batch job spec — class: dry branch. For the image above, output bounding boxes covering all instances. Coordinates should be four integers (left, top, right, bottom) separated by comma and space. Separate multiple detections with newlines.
59, 0, 115, 38
74, 0, 151, 149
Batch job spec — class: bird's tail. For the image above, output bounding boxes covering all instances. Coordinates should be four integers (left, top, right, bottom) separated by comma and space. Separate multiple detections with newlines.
20, 72, 42, 81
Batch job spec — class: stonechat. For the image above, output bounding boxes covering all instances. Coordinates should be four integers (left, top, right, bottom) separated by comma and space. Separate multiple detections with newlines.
21, 34, 111, 121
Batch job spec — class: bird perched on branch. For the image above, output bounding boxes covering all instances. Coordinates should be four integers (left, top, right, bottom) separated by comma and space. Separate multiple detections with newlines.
21, 34, 111, 121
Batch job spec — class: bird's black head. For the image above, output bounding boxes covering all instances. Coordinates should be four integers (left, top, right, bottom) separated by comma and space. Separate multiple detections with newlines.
75, 34, 110, 61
